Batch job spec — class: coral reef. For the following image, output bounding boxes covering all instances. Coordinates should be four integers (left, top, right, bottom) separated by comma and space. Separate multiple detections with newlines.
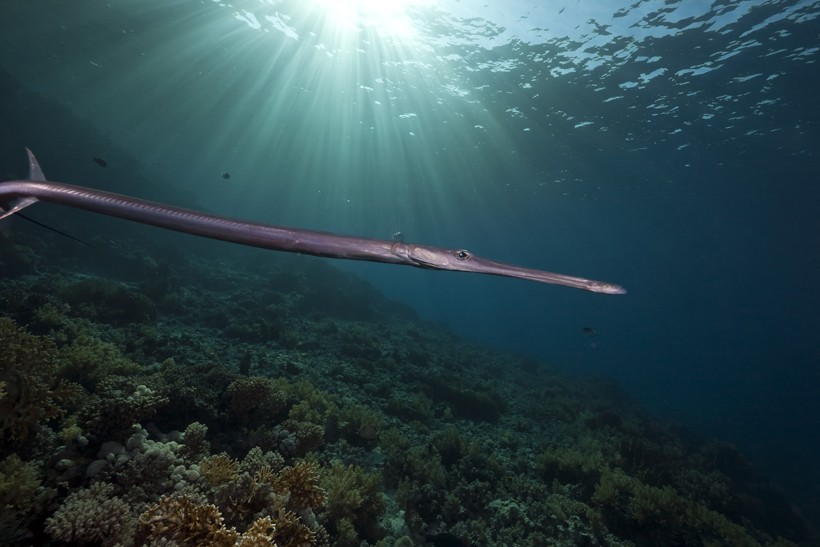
228, 376, 287, 425
0, 454, 41, 511
0, 236, 813, 546
180, 420, 211, 460
322, 462, 386, 545
80, 382, 169, 439
45, 482, 134, 545
136, 494, 277, 545
0, 453, 46, 544
0, 317, 83, 443
55, 277, 156, 325
275, 460, 326, 511
200, 453, 240, 487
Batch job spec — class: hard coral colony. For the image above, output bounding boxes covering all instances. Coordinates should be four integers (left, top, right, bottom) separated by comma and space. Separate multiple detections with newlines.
0, 236, 813, 546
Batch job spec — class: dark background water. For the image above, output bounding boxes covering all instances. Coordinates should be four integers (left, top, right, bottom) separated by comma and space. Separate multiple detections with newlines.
2, 0, 819, 524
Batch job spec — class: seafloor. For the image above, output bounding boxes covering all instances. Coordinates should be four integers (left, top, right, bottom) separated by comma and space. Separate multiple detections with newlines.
0, 226, 814, 546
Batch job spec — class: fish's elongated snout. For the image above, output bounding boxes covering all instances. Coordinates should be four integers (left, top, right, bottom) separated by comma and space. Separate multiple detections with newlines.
459, 255, 626, 293
400, 244, 626, 294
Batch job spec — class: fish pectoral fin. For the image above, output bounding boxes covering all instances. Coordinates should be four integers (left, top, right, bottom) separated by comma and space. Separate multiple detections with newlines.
0, 200, 30, 237
0, 196, 40, 221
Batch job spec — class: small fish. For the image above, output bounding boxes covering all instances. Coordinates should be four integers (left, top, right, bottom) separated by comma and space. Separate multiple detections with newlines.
581, 326, 596, 337
222, 171, 230, 179
93, 157, 108, 167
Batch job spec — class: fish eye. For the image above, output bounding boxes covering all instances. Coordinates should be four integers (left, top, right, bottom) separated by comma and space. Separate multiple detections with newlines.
453, 249, 471, 261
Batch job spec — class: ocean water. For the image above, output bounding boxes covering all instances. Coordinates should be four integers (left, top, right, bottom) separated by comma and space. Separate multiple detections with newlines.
1, 0, 819, 542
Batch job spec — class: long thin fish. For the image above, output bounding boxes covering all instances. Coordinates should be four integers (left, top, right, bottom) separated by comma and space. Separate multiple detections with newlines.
0, 149, 626, 294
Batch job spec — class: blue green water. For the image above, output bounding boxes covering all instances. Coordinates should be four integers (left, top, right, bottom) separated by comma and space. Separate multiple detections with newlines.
2, 0, 818, 526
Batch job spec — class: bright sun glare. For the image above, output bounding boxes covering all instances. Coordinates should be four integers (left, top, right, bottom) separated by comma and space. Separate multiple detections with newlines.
314, 0, 431, 38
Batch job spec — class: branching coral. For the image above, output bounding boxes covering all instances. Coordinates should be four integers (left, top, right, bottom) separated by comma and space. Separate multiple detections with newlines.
200, 453, 240, 487
147, 359, 231, 428
181, 421, 211, 460
238, 516, 278, 546
80, 382, 169, 439
59, 333, 142, 390
537, 441, 608, 485
209, 461, 320, 546
137, 495, 284, 546
424, 377, 506, 422
87, 425, 201, 505
0, 454, 41, 511
0, 317, 83, 442
0, 240, 40, 276
30, 301, 71, 333
137, 494, 241, 545
286, 380, 339, 425
281, 419, 324, 455
268, 507, 320, 547
55, 276, 156, 325
386, 391, 435, 423
45, 482, 134, 546
336, 404, 384, 444
275, 460, 326, 511
585, 464, 782, 545
240, 446, 285, 476
228, 376, 287, 424
321, 462, 385, 545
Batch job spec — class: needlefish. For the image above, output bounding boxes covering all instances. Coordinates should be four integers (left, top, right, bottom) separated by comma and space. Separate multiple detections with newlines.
0, 149, 626, 295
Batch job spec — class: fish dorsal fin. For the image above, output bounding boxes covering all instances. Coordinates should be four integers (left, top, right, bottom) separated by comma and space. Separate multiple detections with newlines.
0, 148, 44, 223
26, 147, 46, 181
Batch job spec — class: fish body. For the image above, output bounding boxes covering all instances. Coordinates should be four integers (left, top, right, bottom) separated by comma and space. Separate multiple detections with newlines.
1, 149, 626, 294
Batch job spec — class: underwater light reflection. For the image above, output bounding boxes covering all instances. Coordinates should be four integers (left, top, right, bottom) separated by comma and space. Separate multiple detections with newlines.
312, 0, 433, 39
